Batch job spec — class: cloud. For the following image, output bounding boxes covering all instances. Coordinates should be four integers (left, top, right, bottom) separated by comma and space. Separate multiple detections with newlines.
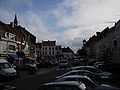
46, 0, 120, 52
21, 11, 55, 41
21, 0, 120, 52
1, 0, 120, 53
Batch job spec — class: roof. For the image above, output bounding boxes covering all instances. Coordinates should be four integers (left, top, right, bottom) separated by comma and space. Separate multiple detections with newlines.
44, 81, 80, 86
71, 66, 96, 69
62, 47, 74, 53
62, 75, 89, 79
56, 70, 95, 79
42, 40, 56, 46
0, 20, 36, 44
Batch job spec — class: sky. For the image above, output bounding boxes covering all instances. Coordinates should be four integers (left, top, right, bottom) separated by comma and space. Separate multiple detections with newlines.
0, 0, 120, 53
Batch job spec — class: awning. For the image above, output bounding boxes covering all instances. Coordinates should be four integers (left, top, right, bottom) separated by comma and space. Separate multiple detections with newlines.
8, 54, 20, 59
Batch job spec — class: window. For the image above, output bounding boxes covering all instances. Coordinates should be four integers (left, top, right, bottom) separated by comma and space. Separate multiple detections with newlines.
45, 52, 47, 55
65, 78, 76, 81
52, 47, 54, 50
9, 45, 15, 51
1, 43, 7, 52
114, 40, 117, 46
56, 47, 57, 50
49, 51, 51, 55
52, 51, 54, 55
85, 68, 101, 73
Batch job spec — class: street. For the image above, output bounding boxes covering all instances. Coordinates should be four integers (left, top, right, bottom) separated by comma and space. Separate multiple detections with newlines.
2, 66, 120, 90
4, 68, 67, 90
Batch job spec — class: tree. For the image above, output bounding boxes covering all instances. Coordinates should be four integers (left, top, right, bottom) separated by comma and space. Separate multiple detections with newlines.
77, 48, 87, 57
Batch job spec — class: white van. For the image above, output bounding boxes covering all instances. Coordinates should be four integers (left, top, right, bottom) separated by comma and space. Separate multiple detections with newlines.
0, 59, 17, 79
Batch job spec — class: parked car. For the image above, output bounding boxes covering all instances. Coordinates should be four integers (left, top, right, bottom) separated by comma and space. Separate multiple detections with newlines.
41, 81, 86, 90
55, 75, 119, 90
55, 75, 98, 90
0, 59, 17, 80
59, 60, 68, 68
56, 70, 98, 79
0, 83, 16, 90
95, 84, 120, 90
37, 61, 53, 68
73, 59, 80, 66
87, 59, 97, 66
51, 60, 59, 66
18, 63, 37, 73
71, 66, 112, 80
96, 63, 114, 71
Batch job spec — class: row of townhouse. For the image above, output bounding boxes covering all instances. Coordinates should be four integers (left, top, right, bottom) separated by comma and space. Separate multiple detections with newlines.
83, 19, 120, 64
0, 15, 74, 65
0, 15, 36, 66
36, 40, 74, 62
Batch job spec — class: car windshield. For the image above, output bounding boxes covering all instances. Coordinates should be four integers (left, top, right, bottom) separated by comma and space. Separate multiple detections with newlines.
0, 63, 11, 69
84, 67, 102, 73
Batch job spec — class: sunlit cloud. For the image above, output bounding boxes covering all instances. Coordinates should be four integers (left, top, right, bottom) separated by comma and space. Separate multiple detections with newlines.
1, 0, 120, 52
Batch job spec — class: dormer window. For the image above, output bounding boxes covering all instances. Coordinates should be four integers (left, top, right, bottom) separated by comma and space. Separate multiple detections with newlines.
114, 40, 117, 47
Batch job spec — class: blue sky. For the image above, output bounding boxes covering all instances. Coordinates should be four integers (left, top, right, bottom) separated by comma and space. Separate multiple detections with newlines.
0, 0, 120, 52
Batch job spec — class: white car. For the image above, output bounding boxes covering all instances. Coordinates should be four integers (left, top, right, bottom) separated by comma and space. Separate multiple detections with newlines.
71, 66, 112, 79
55, 75, 119, 90
0, 59, 17, 80
42, 81, 86, 90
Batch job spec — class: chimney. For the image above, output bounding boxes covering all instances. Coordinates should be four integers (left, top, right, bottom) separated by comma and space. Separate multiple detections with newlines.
96, 32, 100, 36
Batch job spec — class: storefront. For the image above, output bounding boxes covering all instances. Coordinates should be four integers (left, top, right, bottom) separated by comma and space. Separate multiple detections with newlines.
8, 54, 23, 66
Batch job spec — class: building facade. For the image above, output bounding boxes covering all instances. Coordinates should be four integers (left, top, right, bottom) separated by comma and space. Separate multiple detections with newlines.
0, 15, 36, 65
84, 20, 120, 64
40, 40, 62, 61
62, 47, 74, 60
0, 30, 17, 59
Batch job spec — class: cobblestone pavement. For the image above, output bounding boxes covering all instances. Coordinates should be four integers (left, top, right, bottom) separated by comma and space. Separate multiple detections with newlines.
17, 67, 56, 79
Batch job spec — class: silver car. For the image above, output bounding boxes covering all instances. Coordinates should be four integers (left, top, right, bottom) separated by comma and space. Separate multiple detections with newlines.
42, 81, 86, 90
56, 70, 98, 79
55, 75, 119, 90
71, 66, 112, 79
59, 60, 68, 68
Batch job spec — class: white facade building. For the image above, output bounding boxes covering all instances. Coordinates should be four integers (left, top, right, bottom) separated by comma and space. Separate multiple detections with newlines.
41, 40, 62, 61
0, 30, 17, 59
